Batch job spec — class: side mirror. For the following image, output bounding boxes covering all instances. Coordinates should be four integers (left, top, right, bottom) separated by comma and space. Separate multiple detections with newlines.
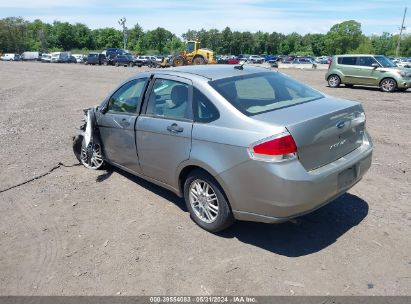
100, 102, 109, 114
371, 63, 379, 68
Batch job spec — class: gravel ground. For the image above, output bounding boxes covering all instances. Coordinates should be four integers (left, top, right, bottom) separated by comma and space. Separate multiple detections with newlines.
0, 61, 410, 296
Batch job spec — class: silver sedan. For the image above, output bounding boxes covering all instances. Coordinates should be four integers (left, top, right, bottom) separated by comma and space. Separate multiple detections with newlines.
73, 65, 373, 232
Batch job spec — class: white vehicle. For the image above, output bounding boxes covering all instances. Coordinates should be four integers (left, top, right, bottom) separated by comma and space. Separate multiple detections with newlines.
21, 51, 40, 61
41, 53, 51, 63
51, 52, 70, 63
72, 54, 84, 63
1, 53, 17, 61
248, 55, 265, 63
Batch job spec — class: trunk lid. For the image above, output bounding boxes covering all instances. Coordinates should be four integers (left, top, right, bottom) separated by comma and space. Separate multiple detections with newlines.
253, 97, 365, 171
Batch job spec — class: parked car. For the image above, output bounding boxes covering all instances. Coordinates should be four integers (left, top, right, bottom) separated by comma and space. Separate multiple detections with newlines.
73, 65, 373, 232
326, 54, 411, 92
292, 58, 315, 64
21, 51, 41, 61
135, 56, 151, 65
1, 53, 18, 61
85, 53, 106, 65
102, 48, 126, 65
108, 54, 135, 67
72, 54, 84, 63
227, 56, 241, 65
41, 53, 51, 63
50, 52, 71, 63
248, 55, 265, 63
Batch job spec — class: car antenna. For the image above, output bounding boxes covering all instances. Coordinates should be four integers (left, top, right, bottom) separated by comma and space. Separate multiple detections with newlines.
234, 60, 246, 70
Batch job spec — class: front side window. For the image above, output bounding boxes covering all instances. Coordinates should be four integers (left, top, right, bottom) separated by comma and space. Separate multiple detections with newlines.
374, 56, 397, 68
108, 78, 146, 113
209, 72, 323, 116
146, 79, 190, 120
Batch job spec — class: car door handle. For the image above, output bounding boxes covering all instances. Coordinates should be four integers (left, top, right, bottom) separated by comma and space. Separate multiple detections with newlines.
167, 123, 184, 133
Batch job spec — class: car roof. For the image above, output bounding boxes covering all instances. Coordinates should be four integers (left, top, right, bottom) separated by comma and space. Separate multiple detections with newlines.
155, 65, 272, 81
334, 54, 384, 57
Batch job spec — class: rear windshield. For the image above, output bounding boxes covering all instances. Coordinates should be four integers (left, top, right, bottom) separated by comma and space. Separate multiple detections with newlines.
209, 72, 323, 116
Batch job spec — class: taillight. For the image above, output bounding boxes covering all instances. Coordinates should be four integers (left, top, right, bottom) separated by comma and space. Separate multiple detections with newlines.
248, 132, 298, 162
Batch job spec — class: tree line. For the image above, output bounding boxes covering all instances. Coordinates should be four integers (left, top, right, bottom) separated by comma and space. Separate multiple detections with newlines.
0, 17, 410, 57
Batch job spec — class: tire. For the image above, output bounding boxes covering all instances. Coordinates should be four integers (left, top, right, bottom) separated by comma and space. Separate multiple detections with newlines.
380, 78, 397, 92
72, 134, 83, 162
172, 56, 185, 67
345, 84, 354, 88
328, 75, 341, 88
193, 56, 205, 65
103, 61, 108, 66
79, 136, 105, 170
184, 170, 234, 232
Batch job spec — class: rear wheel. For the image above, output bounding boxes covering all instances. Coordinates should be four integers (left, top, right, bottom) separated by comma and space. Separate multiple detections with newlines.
328, 75, 341, 88
193, 56, 205, 65
380, 78, 397, 92
184, 170, 234, 232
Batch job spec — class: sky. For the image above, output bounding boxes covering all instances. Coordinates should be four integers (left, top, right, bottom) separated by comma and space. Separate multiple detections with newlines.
0, 0, 409, 37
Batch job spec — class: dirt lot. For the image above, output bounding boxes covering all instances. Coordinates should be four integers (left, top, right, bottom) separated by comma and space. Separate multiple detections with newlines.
0, 61, 410, 296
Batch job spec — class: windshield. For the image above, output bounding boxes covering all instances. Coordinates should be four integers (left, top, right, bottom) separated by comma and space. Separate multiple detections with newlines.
209, 72, 323, 116
374, 56, 397, 68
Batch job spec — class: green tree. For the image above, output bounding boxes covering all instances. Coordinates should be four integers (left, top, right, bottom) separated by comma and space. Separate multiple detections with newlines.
146, 27, 174, 53
325, 20, 362, 54
93, 28, 122, 49
221, 27, 233, 54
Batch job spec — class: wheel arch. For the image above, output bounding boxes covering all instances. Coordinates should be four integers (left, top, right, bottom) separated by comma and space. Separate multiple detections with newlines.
176, 162, 234, 210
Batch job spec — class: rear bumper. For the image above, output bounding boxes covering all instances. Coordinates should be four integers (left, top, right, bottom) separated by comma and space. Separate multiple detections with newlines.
218, 132, 373, 223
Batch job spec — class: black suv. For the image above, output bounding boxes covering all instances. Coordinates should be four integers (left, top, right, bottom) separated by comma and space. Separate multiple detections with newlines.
103, 48, 127, 65
85, 53, 106, 65
110, 54, 135, 67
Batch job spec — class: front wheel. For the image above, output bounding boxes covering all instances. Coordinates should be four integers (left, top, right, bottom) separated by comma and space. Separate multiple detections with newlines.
380, 78, 397, 92
184, 170, 234, 232
328, 75, 341, 88
193, 56, 205, 65
79, 137, 105, 170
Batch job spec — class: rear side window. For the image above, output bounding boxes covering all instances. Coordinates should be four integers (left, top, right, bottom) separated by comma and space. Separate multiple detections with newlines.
146, 79, 190, 120
338, 57, 357, 65
193, 88, 219, 123
357, 56, 378, 67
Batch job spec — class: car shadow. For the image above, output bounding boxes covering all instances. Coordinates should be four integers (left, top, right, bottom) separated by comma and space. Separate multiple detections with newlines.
218, 193, 368, 257
97, 167, 187, 211
96, 168, 368, 256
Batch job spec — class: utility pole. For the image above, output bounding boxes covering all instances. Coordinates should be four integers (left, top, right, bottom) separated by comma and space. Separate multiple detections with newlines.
118, 17, 127, 50
396, 7, 407, 57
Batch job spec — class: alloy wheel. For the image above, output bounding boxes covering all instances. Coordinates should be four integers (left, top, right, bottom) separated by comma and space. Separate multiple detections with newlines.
189, 179, 219, 223
80, 142, 104, 169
